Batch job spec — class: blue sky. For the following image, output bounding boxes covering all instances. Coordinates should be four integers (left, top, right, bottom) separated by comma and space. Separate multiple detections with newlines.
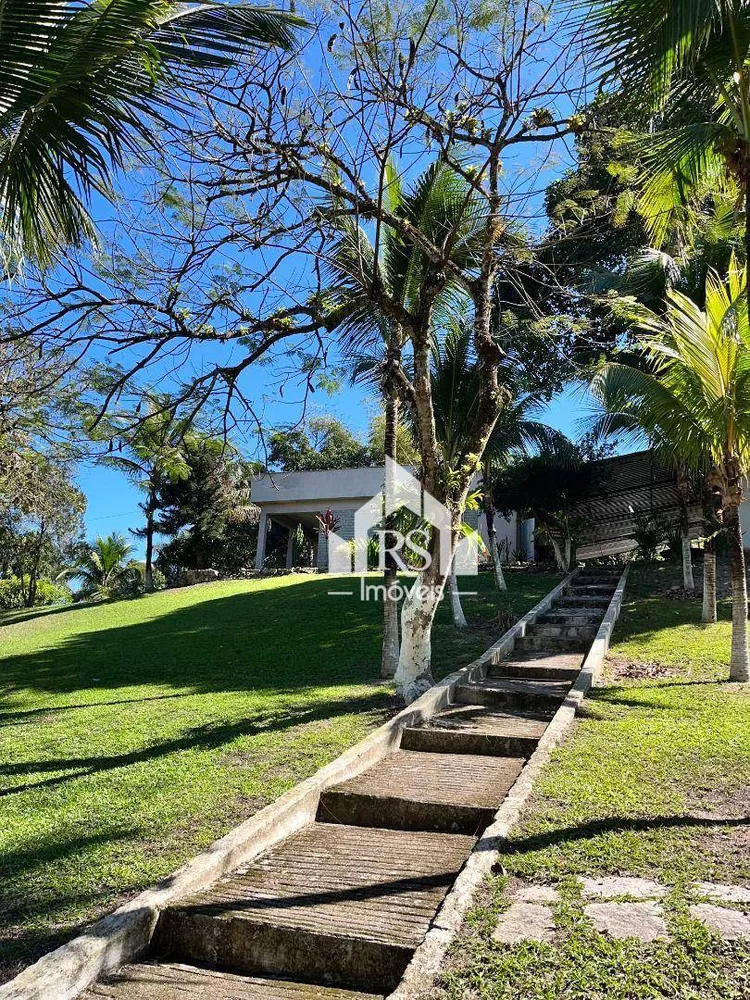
69, 11, 599, 557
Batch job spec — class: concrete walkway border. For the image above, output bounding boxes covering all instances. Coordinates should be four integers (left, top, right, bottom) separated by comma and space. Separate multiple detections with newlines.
388, 564, 630, 1000
0, 571, 574, 1000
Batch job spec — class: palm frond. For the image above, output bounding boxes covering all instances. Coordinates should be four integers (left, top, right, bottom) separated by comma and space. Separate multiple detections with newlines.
631, 124, 729, 245
581, 0, 722, 100
0, 0, 302, 266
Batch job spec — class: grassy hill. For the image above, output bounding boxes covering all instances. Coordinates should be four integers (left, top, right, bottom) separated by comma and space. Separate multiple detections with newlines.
0, 569, 558, 982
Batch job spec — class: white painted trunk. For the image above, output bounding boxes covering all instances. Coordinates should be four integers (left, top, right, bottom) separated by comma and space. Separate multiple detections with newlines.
449, 564, 468, 628
394, 570, 445, 703
483, 495, 507, 592
550, 537, 566, 572
681, 532, 695, 592
702, 545, 717, 624
490, 538, 507, 591
564, 537, 572, 572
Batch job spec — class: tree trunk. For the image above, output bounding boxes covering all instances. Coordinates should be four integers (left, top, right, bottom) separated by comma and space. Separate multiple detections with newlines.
448, 559, 467, 627
702, 534, 717, 624
681, 531, 695, 592
381, 565, 400, 678
550, 536, 565, 572
26, 522, 46, 607
380, 329, 401, 679
675, 467, 694, 592
394, 551, 446, 702
483, 475, 507, 591
144, 502, 155, 593
393, 298, 504, 701
725, 503, 749, 682
564, 536, 572, 573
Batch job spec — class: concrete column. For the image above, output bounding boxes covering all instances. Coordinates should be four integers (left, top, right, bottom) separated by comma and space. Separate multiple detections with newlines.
255, 511, 269, 571
522, 517, 535, 561
316, 526, 328, 571
285, 527, 295, 570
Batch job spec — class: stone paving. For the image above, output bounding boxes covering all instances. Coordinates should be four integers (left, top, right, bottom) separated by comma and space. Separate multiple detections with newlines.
584, 901, 668, 942
492, 876, 750, 945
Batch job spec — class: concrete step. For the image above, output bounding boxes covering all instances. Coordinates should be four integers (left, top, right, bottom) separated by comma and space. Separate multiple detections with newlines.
489, 652, 583, 682
318, 750, 524, 834
400, 705, 551, 757
82, 963, 383, 999
154, 823, 474, 995
527, 622, 598, 642
537, 610, 602, 626
455, 677, 570, 712
554, 595, 610, 610
576, 563, 623, 580
565, 583, 615, 597
575, 575, 619, 585
514, 634, 588, 654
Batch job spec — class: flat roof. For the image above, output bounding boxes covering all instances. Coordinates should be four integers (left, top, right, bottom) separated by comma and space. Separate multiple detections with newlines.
251, 466, 389, 505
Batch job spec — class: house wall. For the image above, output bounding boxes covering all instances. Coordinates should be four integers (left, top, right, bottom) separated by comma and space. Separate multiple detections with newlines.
252, 467, 390, 505
252, 466, 534, 570
465, 509, 523, 561
316, 508, 357, 570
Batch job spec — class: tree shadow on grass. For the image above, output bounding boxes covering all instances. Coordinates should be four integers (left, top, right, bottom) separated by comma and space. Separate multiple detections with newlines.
0, 692, 191, 724
0, 572, 531, 703
0, 690, 391, 798
497, 813, 750, 858
0, 578, 387, 699
0, 599, 104, 629
0, 829, 138, 981
614, 600, 732, 641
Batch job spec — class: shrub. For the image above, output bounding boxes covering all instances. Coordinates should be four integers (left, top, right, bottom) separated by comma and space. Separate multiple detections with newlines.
0, 576, 72, 610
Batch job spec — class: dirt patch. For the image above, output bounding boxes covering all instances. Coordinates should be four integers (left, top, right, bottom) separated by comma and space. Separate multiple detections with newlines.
687, 784, 750, 820
663, 586, 703, 601
695, 821, 750, 881
608, 656, 678, 681
684, 784, 750, 880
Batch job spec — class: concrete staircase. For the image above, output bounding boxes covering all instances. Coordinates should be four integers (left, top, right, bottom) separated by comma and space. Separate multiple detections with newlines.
81, 568, 620, 1000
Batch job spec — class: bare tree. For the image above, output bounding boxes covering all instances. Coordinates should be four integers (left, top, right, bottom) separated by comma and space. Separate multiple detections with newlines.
2, 0, 587, 700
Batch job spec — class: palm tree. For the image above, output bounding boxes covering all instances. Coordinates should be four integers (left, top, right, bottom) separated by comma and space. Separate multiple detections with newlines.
587, 196, 745, 609
495, 441, 591, 572
60, 532, 142, 600
585, 0, 750, 317
590, 261, 750, 681
94, 395, 191, 591
589, 368, 711, 600
428, 322, 568, 592
0, 0, 300, 268
328, 158, 485, 672
482, 396, 570, 589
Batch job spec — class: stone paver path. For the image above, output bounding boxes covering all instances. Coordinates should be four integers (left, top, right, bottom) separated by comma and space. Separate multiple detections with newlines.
492, 876, 750, 947
584, 901, 668, 942
581, 876, 666, 899
689, 903, 750, 939
492, 902, 556, 944
515, 885, 559, 904
695, 882, 750, 904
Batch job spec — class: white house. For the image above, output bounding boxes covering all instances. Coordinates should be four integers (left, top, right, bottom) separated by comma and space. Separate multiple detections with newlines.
251, 466, 534, 571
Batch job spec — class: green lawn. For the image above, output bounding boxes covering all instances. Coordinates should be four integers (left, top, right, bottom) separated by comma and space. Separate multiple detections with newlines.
438, 561, 750, 999
0, 568, 558, 982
